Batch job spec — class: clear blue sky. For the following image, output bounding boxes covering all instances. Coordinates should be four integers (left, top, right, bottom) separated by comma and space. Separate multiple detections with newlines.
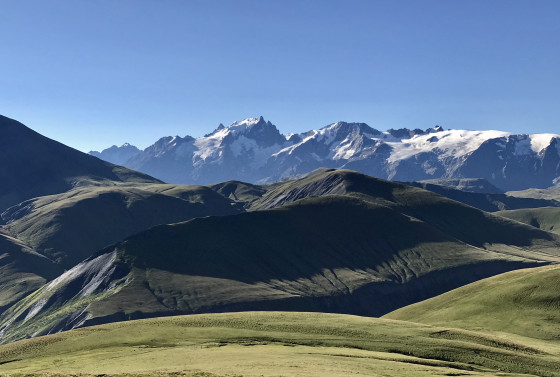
1, 0, 559, 152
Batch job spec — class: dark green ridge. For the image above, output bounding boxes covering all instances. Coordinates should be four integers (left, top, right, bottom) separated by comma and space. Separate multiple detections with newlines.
3, 172, 560, 343
0, 114, 159, 212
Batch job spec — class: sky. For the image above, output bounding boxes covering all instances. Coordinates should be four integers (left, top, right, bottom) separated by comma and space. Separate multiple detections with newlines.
1, 0, 559, 152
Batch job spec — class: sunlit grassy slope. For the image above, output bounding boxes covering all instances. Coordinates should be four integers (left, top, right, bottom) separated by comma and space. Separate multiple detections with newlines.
508, 187, 560, 201
385, 264, 560, 341
497, 207, 560, 235
0, 311, 559, 377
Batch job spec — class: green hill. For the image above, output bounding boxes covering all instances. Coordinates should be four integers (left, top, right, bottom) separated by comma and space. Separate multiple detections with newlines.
2, 187, 560, 343
0, 232, 62, 311
385, 264, 560, 341
1, 184, 241, 269
508, 187, 560, 201
497, 207, 560, 235
0, 312, 558, 377
404, 180, 560, 212
0, 115, 159, 212
415, 178, 504, 194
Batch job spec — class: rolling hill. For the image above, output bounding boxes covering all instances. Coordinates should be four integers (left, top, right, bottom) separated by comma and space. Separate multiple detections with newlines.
508, 186, 560, 201
1, 184, 242, 269
385, 264, 560, 342
497, 207, 560, 235
2, 170, 560, 343
0, 312, 558, 377
0, 115, 159, 212
404, 180, 560, 212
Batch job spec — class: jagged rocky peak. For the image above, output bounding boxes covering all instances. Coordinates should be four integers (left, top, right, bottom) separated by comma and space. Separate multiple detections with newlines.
223, 116, 285, 146
321, 121, 381, 138
386, 125, 445, 139
204, 123, 226, 137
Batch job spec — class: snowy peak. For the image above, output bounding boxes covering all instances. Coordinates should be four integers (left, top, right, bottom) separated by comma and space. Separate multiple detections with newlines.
89, 117, 560, 190
319, 122, 381, 142
226, 116, 284, 147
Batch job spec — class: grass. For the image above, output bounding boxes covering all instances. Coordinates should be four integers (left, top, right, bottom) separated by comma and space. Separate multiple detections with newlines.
497, 207, 560, 235
4, 182, 560, 343
507, 187, 560, 201
2, 183, 241, 268
385, 264, 560, 341
0, 311, 559, 377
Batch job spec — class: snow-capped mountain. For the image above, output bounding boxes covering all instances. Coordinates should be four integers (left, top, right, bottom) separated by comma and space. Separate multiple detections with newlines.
89, 143, 140, 165
89, 117, 560, 190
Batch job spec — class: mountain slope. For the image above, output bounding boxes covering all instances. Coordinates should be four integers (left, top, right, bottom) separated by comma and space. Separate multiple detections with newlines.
126, 117, 286, 184
497, 207, 560, 235
1, 183, 241, 269
1, 312, 559, 377
249, 169, 560, 254
92, 117, 560, 190
413, 178, 504, 194
0, 232, 62, 311
3, 173, 560, 343
508, 186, 560, 201
0, 115, 159, 212
385, 264, 560, 341
404, 180, 560, 212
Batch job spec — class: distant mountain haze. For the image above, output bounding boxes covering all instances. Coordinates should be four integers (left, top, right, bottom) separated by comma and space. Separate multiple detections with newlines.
90, 117, 560, 191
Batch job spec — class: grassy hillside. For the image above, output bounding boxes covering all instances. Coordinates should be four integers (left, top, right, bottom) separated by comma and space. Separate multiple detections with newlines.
0, 312, 559, 377
508, 187, 560, 201
0, 232, 62, 311
208, 180, 267, 207
415, 178, 504, 194
404, 181, 560, 212
385, 264, 560, 341
1, 184, 241, 268
3, 190, 560, 343
250, 169, 560, 256
497, 207, 560, 235
0, 115, 159, 212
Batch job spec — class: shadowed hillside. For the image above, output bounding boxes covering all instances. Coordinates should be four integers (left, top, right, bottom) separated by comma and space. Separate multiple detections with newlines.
1, 184, 241, 269
2, 174, 560, 343
0, 115, 159, 212
0, 232, 62, 311
404, 180, 560, 212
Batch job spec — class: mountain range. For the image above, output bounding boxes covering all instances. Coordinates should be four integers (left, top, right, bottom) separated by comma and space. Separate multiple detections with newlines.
2, 114, 560, 376
90, 116, 560, 191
